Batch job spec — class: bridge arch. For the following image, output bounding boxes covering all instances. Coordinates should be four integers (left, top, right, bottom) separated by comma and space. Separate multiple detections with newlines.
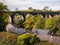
9, 11, 60, 24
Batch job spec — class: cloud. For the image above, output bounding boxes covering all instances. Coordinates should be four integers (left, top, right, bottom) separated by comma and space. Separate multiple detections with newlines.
4, 0, 60, 10
35, 0, 60, 2
5, 0, 32, 5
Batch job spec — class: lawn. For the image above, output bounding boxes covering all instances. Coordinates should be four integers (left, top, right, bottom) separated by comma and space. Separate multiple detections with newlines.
0, 32, 18, 45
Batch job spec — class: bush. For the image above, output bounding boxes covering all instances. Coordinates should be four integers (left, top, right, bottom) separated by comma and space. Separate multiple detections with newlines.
45, 15, 60, 34
17, 33, 40, 45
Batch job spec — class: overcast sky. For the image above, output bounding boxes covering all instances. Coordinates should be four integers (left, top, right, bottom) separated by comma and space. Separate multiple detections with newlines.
0, 0, 60, 11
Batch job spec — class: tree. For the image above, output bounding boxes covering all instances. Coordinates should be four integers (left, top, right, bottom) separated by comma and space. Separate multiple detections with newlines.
43, 6, 49, 12
45, 15, 60, 34
24, 14, 45, 30
14, 13, 24, 28
32, 15, 45, 30
23, 14, 34, 30
0, 2, 8, 11
25, 13, 33, 19
0, 2, 9, 31
28, 7, 33, 10
43, 6, 49, 10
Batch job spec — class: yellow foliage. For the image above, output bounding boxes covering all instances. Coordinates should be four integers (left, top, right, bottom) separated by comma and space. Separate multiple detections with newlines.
23, 16, 34, 30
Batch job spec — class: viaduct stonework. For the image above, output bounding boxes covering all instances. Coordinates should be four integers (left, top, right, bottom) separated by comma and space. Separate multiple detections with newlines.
1, 11, 60, 24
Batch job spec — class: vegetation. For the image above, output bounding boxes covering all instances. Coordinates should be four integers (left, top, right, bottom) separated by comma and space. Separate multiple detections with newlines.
45, 15, 60, 34
0, 2, 9, 31
32, 15, 45, 30
0, 2, 8, 11
17, 10, 34, 12
14, 13, 24, 28
23, 14, 60, 36
0, 32, 56, 45
23, 14, 34, 30
56, 30, 60, 36
23, 14, 45, 30
17, 33, 40, 45
34, 41, 57, 45
0, 32, 18, 45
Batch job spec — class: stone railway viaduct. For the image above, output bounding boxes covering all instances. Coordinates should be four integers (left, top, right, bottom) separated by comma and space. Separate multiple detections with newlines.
1, 11, 60, 23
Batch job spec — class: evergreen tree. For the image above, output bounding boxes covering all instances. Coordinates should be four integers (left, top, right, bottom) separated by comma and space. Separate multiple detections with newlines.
0, 2, 9, 31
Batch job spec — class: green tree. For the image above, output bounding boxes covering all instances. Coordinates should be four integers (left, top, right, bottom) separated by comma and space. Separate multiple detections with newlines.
43, 6, 49, 10
0, 2, 9, 31
0, 2, 8, 11
28, 7, 33, 10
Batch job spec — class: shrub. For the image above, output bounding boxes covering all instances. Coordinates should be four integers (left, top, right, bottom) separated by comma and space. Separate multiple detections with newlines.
17, 33, 40, 45
30, 35, 40, 45
45, 15, 60, 34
